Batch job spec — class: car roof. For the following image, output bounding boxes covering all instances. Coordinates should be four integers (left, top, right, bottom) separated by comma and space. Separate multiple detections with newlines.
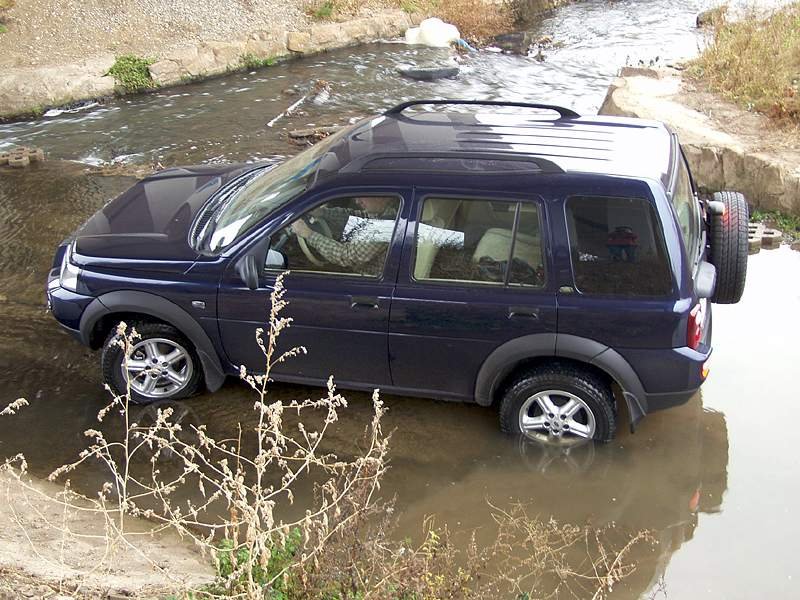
321, 104, 675, 187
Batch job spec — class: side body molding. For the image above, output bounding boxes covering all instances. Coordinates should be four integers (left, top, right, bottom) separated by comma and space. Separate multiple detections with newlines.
474, 333, 647, 429
79, 291, 226, 392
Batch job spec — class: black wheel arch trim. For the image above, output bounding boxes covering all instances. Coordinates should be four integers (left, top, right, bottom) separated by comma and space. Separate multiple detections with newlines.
474, 333, 648, 429
79, 291, 226, 393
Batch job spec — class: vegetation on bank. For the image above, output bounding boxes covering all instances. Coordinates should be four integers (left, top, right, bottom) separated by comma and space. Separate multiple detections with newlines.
108, 54, 156, 93
689, 3, 800, 125
751, 209, 800, 241
305, 0, 515, 44
240, 53, 276, 70
0, 0, 14, 33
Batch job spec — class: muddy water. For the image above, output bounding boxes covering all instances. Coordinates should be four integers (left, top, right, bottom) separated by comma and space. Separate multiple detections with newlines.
2, 0, 800, 597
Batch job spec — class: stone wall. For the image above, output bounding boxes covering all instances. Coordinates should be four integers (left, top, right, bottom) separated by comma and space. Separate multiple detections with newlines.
600, 69, 800, 217
0, 9, 418, 120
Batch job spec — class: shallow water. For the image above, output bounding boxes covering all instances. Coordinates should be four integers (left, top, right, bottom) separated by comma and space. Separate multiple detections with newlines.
1, 0, 799, 597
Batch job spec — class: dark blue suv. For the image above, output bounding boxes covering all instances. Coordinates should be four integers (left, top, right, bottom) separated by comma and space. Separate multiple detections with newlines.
46, 100, 749, 444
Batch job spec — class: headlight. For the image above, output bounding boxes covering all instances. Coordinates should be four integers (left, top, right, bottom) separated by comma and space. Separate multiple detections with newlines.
59, 243, 82, 292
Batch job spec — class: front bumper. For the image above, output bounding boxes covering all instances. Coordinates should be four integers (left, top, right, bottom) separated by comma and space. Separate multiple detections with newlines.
46, 269, 94, 340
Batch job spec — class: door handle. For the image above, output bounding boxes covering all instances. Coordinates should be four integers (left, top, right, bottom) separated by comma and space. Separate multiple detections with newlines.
508, 306, 539, 319
350, 295, 379, 309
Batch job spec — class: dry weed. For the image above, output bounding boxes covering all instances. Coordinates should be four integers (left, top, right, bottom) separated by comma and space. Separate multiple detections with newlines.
1, 273, 653, 598
689, 3, 800, 125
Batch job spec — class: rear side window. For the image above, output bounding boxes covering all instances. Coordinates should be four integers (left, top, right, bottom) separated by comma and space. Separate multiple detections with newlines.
413, 197, 545, 287
672, 158, 701, 263
566, 196, 672, 297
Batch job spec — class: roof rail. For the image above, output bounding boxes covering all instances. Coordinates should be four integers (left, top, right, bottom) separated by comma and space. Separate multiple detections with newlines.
385, 99, 580, 119
340, 151, 566, 174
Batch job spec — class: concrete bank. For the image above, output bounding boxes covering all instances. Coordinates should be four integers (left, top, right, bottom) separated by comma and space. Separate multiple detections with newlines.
600, 68, 800, 217
0, 9, 417, 120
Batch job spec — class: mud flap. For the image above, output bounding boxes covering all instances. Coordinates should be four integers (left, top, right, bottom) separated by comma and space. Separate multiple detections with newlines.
624, 391, 647, 433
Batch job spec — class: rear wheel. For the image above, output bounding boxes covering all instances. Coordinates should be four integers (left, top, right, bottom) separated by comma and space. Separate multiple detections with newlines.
499, 365, 616, 444
708, 191, 748, 304
102, 322, 202, 404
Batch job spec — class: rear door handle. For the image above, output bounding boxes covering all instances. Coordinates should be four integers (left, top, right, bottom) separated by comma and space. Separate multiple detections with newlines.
350, 295, 379, 309
508, 306, 539, 319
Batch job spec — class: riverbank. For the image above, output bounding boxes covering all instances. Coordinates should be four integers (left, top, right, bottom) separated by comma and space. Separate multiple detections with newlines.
600, 67, 800, 217
0, 0, 572, 120
0, 471, 213, 598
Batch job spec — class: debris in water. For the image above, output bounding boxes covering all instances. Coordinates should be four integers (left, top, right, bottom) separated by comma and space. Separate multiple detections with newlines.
1, 146, 45, 168
398, 64, 460, 81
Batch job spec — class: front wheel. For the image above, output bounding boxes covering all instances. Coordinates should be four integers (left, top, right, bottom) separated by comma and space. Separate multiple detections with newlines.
499, 365, 616, 445
102, 322, 203, 404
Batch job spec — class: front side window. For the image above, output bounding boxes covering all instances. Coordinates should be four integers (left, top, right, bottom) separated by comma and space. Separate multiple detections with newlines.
672, 158, 701, 263
268, 196, 401, 277
566, 196, 672, 297
413, 197, 545, 287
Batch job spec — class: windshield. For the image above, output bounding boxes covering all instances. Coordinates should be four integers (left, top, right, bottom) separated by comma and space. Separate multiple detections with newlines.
201, 129, 347, 252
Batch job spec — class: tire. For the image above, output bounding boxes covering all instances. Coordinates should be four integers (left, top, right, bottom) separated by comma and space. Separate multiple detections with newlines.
101, 321, 203, 404
499, 364, 616, 444
708, 191, 748, 304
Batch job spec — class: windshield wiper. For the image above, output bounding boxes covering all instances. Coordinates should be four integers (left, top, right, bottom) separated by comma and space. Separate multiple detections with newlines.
193, 166, 273, 252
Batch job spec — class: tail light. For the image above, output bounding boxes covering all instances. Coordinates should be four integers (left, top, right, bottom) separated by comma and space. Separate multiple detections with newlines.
687, 301, 706, 350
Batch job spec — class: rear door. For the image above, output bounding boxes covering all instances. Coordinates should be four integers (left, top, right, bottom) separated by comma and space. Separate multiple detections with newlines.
388, 189, 557, 400
217, 188, 409, 388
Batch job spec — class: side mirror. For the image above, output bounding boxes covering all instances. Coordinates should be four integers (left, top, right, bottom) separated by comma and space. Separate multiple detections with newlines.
236, 254, 259, 291
265, 248, 287, 269
695, 260, 716, 299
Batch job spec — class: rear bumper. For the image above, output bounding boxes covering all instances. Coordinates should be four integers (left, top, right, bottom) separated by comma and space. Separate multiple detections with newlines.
633, 345, 712, 416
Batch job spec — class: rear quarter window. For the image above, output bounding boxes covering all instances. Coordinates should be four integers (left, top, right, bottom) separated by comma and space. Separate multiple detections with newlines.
566, 196, 672, 297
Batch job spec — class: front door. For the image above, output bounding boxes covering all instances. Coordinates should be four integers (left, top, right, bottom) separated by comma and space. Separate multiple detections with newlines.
217, 191, 408, 388
388, 190, 558, 400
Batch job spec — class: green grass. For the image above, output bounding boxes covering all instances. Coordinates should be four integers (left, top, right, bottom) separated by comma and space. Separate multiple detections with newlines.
688, 3, 800, 124
751, 210, 800, 236
0, 24, 7, 34
311, 0, 334, 19
239, 53, 276, 70
107, 55, 155, 93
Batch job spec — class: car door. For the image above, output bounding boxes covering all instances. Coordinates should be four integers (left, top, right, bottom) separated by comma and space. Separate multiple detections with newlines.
388, 189, 558, 400
217, 188, 409, 388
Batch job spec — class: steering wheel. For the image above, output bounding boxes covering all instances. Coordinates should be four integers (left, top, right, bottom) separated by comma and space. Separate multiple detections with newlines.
297, 215, 333, 267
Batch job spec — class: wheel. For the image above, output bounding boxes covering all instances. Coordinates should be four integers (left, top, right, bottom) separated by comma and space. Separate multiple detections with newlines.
102, 322, 203, 404
499, 365, 616, 444
708, 191, 748, 304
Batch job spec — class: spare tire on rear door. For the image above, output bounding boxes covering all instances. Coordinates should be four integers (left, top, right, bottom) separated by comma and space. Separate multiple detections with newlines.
708, 191, 748, 304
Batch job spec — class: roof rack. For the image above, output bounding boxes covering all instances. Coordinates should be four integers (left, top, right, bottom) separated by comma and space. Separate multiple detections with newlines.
384, 99, 580, 120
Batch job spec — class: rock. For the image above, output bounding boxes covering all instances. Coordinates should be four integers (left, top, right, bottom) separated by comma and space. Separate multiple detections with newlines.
791, 241, 800, 252
697, 5, 728, 28
398, 64, 460, 81
760, 228, 783, 249
599, 71, 800, 217
286, 31, 311, 53
491, 31, 533, 55
618, 66, 660, 79
0, 55, 115, 118
289, 125, 343, 139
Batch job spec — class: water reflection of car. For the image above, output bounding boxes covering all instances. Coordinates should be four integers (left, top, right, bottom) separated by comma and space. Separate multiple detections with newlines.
46, 99, 750, 445
389, 396, 728, 598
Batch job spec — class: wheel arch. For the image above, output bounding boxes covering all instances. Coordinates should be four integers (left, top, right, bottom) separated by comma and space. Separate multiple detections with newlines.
79, 291, 226, 393
474, 333, 648, 429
